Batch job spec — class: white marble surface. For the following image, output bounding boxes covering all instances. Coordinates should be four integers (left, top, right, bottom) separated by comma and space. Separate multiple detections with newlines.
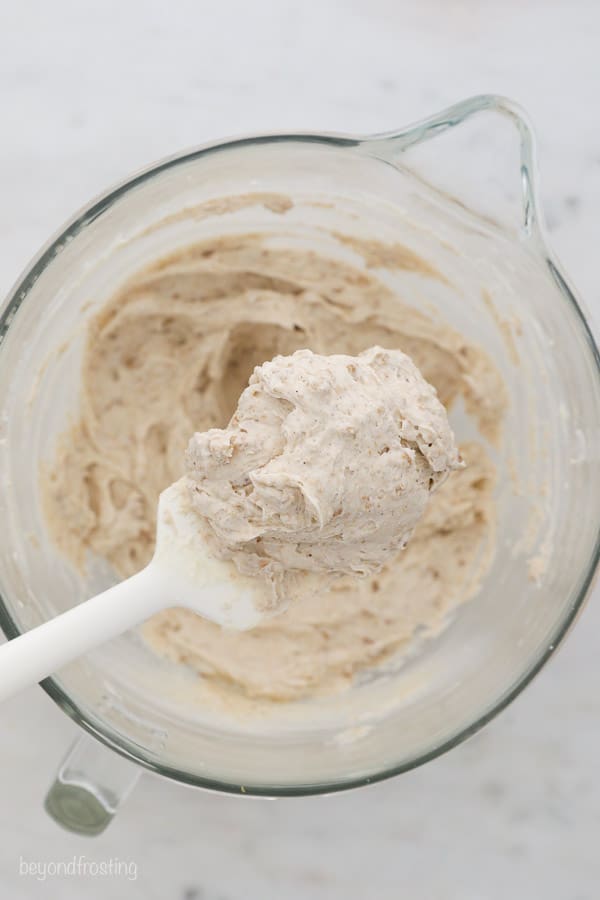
1, 1, 599, 897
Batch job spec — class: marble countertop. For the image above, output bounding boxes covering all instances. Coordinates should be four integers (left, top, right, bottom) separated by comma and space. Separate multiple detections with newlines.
1, 1, 599, 897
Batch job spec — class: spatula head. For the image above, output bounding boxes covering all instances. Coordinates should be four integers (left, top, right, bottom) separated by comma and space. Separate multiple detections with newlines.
153, 479, 266, 630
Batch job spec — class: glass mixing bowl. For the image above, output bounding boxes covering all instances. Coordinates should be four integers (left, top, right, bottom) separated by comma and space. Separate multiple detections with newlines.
0, 95, 599, 835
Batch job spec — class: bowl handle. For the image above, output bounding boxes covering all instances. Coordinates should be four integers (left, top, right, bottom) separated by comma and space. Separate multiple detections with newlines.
44, 735, 140, 836
362, 94, 541, 238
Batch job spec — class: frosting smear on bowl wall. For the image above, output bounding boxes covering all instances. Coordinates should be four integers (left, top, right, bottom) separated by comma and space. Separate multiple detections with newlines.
42, 229, 504, 707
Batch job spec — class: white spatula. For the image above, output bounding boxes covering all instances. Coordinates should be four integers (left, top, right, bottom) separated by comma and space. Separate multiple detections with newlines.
0, 479, 266, 702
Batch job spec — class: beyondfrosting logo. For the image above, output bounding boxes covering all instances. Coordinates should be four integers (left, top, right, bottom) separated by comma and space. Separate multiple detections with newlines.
18, 855, 138, 881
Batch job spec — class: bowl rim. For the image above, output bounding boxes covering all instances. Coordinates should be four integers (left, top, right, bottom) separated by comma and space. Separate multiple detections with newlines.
1, 95, 599, 796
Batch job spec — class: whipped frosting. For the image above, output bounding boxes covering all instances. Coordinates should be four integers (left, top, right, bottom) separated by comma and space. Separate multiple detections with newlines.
185, 346, 462, 609
42, 226, 503, 707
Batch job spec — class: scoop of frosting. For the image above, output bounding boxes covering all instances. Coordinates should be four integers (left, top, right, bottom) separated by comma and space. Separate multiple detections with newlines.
185, 346, 462, 609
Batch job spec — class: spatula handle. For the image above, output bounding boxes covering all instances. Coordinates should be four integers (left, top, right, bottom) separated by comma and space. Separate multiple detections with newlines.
0, 566, 163, 703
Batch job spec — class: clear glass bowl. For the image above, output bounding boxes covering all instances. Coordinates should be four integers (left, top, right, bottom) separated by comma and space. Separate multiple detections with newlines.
0, 96, 598, 816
